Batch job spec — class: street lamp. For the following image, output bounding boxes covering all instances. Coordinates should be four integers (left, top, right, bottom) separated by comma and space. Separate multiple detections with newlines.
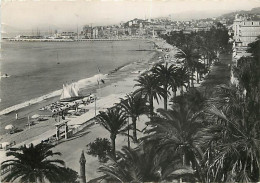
94, 95, 96, 117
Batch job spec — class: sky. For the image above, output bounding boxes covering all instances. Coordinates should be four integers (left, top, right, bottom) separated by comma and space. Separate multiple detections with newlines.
1, 0, 260, 34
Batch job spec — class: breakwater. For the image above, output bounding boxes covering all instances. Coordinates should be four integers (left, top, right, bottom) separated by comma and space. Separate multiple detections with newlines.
5, 37, 147, 42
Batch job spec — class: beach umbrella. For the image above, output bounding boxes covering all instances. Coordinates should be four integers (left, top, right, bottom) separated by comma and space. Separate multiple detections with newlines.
52, 109, 58, 113
31, 114, 40, 119
5, 124, 14, 130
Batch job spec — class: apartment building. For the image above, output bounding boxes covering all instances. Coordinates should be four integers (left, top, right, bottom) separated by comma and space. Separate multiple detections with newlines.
233, 14, 260, 47
232, 14, 260, 60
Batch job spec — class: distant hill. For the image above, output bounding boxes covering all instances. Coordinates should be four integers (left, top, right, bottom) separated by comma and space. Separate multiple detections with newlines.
168, 7, 260, 22
169, 10, 232, 21
220, 7, 260, 19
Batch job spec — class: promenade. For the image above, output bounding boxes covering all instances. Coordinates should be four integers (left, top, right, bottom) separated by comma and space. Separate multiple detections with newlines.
0, 38, 181, 180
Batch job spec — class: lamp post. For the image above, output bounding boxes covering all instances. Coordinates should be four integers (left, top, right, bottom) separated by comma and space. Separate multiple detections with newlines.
28, 115, 30, 129
94, 95, 97, 117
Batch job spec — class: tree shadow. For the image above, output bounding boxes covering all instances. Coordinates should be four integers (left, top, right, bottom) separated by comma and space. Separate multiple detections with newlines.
58, 131, 90, 145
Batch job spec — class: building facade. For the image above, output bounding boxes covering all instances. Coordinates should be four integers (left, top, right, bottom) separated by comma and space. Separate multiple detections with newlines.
233, 14, 260, 47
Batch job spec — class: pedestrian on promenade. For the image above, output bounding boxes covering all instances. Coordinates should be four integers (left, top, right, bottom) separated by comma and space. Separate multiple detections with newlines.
15, 113, 18, 120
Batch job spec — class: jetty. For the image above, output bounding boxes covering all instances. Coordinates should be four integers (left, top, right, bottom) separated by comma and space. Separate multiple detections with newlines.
6, 37, 145, 42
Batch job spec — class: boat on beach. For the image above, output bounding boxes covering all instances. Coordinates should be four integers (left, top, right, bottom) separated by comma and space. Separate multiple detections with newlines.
60, 83, 83, 102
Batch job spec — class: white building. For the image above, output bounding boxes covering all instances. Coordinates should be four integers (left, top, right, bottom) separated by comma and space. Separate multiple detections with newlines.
232, 14, 260, 60
233, 14, 260, 47
231, 14, 260, 86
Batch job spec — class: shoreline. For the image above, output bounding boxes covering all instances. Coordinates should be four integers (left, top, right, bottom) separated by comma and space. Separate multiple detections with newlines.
52, 51, 228, 181
0, 38, 169, 117
3, 37, 152, 42
0, 37, 216, 180
0, 38, 174, 160
0, 39, 159, 116
0, 46, 161, 141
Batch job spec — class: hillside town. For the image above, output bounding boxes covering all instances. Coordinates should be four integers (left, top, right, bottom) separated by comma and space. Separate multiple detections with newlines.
8, 15, 234, 40
8, 11, 260, 44
1, 4, 260, 183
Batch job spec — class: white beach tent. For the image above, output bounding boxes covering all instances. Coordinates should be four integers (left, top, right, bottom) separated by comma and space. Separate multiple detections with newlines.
67, 109, 76, 113
31, 114, 40, 119
75, 99, 83, 104
5, 124, 14, 130
82, 97, 90, 102
1, 142, 10, 148
78, 104, 86, 108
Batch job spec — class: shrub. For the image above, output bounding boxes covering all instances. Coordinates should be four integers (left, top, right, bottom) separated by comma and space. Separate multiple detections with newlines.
86, 138, 112, 163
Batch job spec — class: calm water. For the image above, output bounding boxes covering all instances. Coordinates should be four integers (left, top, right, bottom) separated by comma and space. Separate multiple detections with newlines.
0, 40, 153, 111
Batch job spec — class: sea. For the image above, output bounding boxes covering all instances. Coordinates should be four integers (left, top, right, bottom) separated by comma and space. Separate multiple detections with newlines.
0, 40, 154, 115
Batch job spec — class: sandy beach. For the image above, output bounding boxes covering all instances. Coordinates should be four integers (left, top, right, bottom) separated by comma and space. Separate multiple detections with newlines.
0, 38, 182, 181
50, 53, 229, 182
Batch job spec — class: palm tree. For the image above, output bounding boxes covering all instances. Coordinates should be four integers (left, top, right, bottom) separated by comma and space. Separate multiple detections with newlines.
233, 56, 259, 101
194, 61, 206, 83
134, 73, 163, 118
184, 87, 205, 113
175, 47, 200, 88
175, 67, 189, 96
201, 85, 260, 182
1, 143, 69, 183
97, 107, 128, 156
151, 62, 176, 110
119, 93, 148, 143
247, 36, 260, 59
143, 96, 205, 182
99, 144, 194, 182
203, 105, 260, 182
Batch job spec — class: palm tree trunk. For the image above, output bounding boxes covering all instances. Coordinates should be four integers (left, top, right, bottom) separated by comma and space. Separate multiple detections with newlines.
110, 134, 116, 156
180, 86, 184, 96
132, 117, 138, 143
164, 85, 168, 110
127, 117, 130, 148
173, 87, 177, 98
206, 53, 209, 67
191, 68, 194, 87
180, 154, 185, 183
187, 76, 190, 91
34, 174, 38, 183
196, 69, 199, 84
149, 90, 154, 119
164, 96, 167, 110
